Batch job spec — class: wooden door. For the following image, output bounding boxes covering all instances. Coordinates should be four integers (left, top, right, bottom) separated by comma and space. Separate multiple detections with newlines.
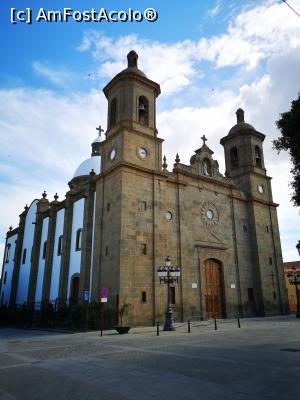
71, 277, 79, 305
204, 259, 225, 319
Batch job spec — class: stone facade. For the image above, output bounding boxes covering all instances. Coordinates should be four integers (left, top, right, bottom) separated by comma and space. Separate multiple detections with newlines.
0, 51, 289, 327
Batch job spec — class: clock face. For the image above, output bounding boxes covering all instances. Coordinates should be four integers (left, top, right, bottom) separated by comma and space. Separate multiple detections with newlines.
257, 185, 264, 194
165, 211, 172, 221
110, 148, 116, 161
139, 147, 147, 159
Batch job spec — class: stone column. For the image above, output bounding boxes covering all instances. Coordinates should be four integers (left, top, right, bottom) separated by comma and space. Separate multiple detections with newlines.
79, 176, 95, 303
9, 206, 28, 306
58, 193, 74, 303
41, 195, 60, 303
27, 193, 49, 305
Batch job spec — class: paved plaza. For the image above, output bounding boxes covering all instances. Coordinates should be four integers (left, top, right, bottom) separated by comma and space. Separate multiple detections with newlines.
0, 316, 299, 400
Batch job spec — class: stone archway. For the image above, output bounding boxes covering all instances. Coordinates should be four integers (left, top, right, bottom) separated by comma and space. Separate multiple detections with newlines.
204, 259, 225, 319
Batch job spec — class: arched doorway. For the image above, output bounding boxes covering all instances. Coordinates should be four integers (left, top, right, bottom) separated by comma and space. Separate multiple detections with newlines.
70, 274, 80, 305
204, 259, 225, 319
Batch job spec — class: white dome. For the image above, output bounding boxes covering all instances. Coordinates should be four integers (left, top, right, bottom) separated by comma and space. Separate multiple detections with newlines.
73, 156, 101, 178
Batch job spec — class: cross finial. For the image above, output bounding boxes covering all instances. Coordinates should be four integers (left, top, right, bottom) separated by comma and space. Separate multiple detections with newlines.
201, 135, 207, 146
96, 125, 104, 138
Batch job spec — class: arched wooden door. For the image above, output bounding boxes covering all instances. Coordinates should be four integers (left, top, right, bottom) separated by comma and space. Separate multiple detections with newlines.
204, 259, 225, 319
70, 276, 80, 305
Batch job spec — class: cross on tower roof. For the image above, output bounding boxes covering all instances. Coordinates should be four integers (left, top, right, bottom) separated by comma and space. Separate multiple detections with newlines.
96, 125, 104, 137
201, 135, 207, 146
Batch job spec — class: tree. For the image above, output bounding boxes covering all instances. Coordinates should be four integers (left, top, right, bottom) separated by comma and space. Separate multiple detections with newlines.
273, 93, 300, 207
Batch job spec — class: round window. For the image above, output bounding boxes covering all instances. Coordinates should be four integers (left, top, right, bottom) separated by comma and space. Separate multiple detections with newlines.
165, 211, 172, 221
206, 209, 214, 220
110, 148, 116, 161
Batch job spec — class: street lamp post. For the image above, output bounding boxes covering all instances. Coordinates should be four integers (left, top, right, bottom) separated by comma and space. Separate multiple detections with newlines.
157, 256, 181, 331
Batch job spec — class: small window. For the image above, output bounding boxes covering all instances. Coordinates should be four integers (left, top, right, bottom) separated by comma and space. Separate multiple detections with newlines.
42, 241, 47, 259
230, 147, 239, 169
141, 291, 147, 303
203, 158, 212, 176
273, 291, 277, 300
57, 235, 63, 256
5, 243, 11, 263
107, 203, 110, 212
170, 287, 176, 304
255, 145, 262, 168
109, 98, 117, 128
4, 271, 7, 285
105, 246, 109, 256
138, 96, 149, 126
5, 244, 11, 263
242, 225, 247, 233
269, 257, 273, 265
141, 243, 147, 255
266, 225, 269, 233
75, 229, 82, 251
248, 288, 254, 303
22, 248, 27, 264
140, 201, 147, 212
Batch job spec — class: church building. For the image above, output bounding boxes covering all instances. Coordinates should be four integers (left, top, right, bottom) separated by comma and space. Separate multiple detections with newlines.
0, 51, 288, 326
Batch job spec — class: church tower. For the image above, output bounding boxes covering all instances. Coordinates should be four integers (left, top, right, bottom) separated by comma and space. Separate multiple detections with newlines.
221, 109, 287, 316
100, 50, 163, 173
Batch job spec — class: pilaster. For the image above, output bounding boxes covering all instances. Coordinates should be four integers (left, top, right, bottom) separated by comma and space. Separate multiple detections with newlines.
42, 196, 60, 302
9, 206, 27, 305
58, 194, 74, 301
79, 177, 96, 302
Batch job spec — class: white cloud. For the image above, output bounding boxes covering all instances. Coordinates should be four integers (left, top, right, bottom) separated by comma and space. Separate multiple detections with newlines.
33, 62, 74, 87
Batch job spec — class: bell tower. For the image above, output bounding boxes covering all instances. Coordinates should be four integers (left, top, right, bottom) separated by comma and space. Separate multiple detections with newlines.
103, 50, 161, 138
100, 51, 163, 173
220, 108, 266, 178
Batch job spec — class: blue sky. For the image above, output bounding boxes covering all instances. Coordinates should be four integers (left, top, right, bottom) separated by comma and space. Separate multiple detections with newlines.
1, 0, 300, 271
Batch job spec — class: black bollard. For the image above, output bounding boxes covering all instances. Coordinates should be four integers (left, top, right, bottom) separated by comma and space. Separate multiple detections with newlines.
188, 320, 191, 333
156, 322, 159, 336
214, 319, 217, 330
237, 316, 241, 328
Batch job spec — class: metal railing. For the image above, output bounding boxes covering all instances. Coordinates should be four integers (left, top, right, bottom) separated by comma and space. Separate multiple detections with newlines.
0, 299, 104, 332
